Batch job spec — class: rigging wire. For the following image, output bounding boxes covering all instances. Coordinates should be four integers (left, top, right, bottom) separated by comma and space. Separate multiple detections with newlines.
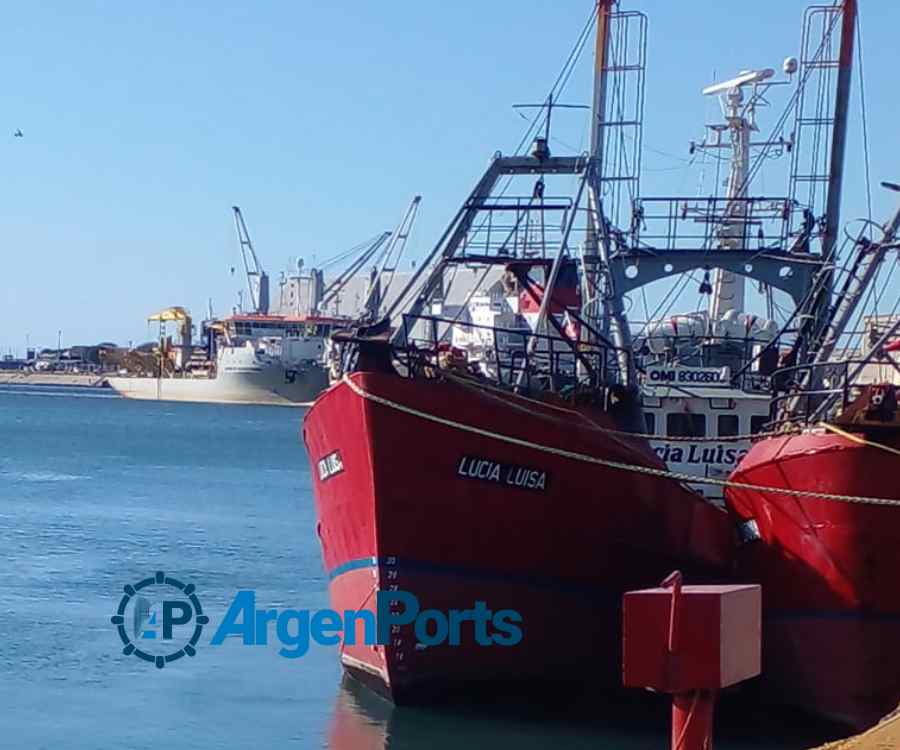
511, 5, 598, 158
692, 8, 843, 258
317, 233, 391, 271
837, 6, 898, 358
441, 4, 598, 308
632, 270, 701, 344
849, 9, 886, 345
630, 7, 843, 343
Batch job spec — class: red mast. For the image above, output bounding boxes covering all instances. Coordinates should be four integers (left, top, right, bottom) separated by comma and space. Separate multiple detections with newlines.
822, 0, 857, 263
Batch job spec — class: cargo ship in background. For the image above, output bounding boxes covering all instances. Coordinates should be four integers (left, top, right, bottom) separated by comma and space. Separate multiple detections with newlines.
105, 307, 335, 406
304, 1, 734, 703
108, 204, 422, 406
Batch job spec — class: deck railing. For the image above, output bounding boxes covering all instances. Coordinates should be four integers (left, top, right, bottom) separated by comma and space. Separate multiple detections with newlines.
630, 196, 799, 252
398, 314, 621, 394
766, 359, 872, 427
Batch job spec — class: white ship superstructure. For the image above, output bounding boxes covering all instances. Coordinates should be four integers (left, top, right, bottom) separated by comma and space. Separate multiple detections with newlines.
106, 338, 328, 406
106, 304, 335, 406
627, 57, 812, 501
638, 310, 777, 501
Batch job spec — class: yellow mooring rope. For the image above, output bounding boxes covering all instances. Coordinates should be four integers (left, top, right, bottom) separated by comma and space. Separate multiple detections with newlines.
819, 421, 900, 459
341, 375, 900, 508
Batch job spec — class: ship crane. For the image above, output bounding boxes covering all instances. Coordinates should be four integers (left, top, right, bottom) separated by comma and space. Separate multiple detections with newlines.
363, 195, 422, 321
232, 206, 270, 314
316, 232, 392, 315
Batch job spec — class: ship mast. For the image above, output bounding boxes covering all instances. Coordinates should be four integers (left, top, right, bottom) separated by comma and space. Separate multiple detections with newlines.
806, 0, 857, 357
589, 0, 615, 177
699, 67, 777, 320
708, 82, 754, 318
823, 0, 857, 266
586, 0, 635, 384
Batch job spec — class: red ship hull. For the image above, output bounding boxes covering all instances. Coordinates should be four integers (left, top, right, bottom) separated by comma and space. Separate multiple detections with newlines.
726, 429, 900, 729
303, 370, 733, 703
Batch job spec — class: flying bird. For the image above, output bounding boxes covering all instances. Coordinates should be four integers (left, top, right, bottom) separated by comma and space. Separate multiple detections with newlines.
14, 129, 23, 138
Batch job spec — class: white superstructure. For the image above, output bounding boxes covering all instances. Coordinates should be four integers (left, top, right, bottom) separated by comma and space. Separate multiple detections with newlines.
106, 341, 328, 406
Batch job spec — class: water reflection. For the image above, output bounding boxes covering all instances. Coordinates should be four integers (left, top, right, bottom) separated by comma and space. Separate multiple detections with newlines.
328, 677, 843, 750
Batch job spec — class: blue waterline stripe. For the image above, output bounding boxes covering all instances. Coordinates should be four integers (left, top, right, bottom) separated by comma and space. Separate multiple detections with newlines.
328, 557, 378, 580
327, 556, 621, 602
328, 558, 900, 623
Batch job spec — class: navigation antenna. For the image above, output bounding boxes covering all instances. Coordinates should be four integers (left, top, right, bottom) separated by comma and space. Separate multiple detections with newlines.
512, 94, 590, 162
695, 66, 792, 318
232, 206, 270, 315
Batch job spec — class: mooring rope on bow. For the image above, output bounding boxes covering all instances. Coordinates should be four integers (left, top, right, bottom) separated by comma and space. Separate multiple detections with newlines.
341, 374, 900, 508
819, 421, 900, 458
440, 370, 778, 443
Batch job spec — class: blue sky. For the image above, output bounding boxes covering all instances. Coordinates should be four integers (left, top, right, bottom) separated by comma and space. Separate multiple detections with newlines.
2, 1, 897, 353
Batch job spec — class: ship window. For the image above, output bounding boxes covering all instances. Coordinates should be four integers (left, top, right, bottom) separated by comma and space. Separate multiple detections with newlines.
718, 414, 739, 437
666, 413, 706, 438
644, 412, 656, 435
750, 415, 768, 435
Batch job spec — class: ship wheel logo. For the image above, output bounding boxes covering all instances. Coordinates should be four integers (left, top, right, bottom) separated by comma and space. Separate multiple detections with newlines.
110, 571, 209, 668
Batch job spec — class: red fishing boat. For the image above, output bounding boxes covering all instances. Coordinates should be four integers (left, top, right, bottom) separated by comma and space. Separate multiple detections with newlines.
720, 0, 900, 726
721, 0, 900, 722
728, 376, 900, 729
303, 1, 734, 703
305, 345, 732, 701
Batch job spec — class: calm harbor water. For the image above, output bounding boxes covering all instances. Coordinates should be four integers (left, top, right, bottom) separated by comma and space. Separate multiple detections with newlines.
0, 386, 840, 749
